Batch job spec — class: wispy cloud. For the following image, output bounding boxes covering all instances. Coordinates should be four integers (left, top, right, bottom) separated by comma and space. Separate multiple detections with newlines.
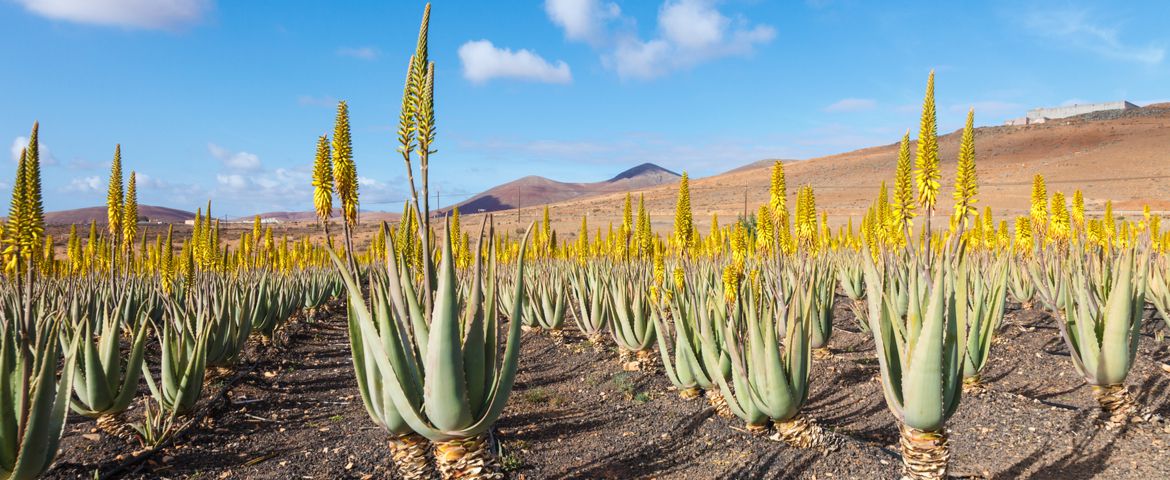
63, 176, 103, 193
1019, 7, 1164, 65
545, 0, 622, 45
10, 136, 57, 165
547, 0, 775, 80
337, 46, 379, 60
208, 143, 261, 171
610, 0, 776, 80
134, 173, 204, 207
209, 166, 403, 214
15, 0, 213, 30
825, 98, 876, 113
458, 40, 572, 84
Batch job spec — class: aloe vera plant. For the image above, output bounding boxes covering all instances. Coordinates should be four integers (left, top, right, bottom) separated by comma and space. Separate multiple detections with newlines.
609, 269, 657, 371
1027, 251, 1068, 316
712, 268, 837, 448
808, 259, 836, 356
1, 307, 79, 480
337, 243, 435, 480
142, 300, 210, 416
958, 258, 1009, 392
568, 264, 610, 348
836, 256, 868, 332
1058, 249, 1149, 426
248, 274, 298, 343
1007, 260, 1036, 309
652, 268, 730, 403
65, 289, 149, 438
863, 253, 965, 480
333, 219, 532, 479
299, 269, 337, 318
525, 267, 567, 341
199, 280, 253, 371
1148, 258, 1170, 338
700, 288, 770, 432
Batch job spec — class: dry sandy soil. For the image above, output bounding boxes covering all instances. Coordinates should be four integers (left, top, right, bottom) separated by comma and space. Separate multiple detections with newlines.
45, 296, 1170, 479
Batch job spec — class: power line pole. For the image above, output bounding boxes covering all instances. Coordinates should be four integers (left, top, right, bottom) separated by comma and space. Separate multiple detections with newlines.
743, 191, 747, 220
516, 186, 521, 223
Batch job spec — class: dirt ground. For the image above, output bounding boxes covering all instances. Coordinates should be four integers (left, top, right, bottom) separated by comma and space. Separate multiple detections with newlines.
45, 296, 1170, 479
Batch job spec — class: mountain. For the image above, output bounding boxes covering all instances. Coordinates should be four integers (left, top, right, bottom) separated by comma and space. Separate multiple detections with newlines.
472, 102, 1170, 235
44, 205, 195, 225
236, 210, 401, 224
721, 158, 794, 175
452, 163, 681, 214
40, 103, 1170, 231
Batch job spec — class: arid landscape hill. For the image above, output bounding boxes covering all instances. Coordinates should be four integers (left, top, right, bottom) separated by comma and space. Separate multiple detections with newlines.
44, 205, 195, 225
39, 104, 1170, 238
450, 162, 681, 214
472, 102, 1170, 237
233, 210, 401, 224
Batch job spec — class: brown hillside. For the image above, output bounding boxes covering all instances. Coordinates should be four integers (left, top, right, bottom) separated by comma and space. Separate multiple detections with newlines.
235, 210, 401, 224
44, 205, 195, 225
452, 163, 680, 214
470, 105, 1170, 237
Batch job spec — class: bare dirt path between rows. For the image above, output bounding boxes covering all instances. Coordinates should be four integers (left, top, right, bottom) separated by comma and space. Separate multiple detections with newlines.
47, 300, 1170, 479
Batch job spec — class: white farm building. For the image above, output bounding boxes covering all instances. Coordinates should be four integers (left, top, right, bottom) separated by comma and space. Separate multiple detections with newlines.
1005, 101, 1138, 126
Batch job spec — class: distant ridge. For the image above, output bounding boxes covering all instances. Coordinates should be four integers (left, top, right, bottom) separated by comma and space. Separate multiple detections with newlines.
607, 163, 680, 182
519, 102, 1170, 231
452, 163, 681, 214
44, 205, 195, 225
232, 210, 400, 223
721, 158, 794, 175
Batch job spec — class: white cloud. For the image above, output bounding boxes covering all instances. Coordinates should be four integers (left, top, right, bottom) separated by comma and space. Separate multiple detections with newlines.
337, 46, 379, 60
545, 0, 621, 45
63, 176, 102, 193
216, 173, 247, 190
825, 98, 877, 113
132, 173, 204, 206
1020, 8, 1164, 65
10, 136, 57, 165
610, 40, 673, 80
458, 40, 572, 84
659, 0, 726, 49
10, 138, 27, 162
208, 143, 261, 171
133, 172, 168, 189
356, 176, 401, 204
567, 0, 775, 80
15, 0, 213, 30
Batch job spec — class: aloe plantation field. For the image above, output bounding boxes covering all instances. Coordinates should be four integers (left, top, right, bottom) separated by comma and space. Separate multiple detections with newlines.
4, 2, 1170, 480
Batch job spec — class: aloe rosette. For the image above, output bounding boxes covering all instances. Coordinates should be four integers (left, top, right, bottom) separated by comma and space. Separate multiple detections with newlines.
333, 219, 532, 479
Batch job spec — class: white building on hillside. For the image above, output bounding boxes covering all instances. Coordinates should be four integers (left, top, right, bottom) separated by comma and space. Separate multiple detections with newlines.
1005, 101, 1138, 125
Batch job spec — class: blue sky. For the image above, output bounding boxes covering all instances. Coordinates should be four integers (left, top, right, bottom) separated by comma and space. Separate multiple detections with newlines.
1, 0, 1167, 216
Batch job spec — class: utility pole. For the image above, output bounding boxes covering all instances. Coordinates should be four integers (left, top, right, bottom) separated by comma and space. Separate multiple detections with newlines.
743, 191, 748, 220
516, 186, 521, 223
